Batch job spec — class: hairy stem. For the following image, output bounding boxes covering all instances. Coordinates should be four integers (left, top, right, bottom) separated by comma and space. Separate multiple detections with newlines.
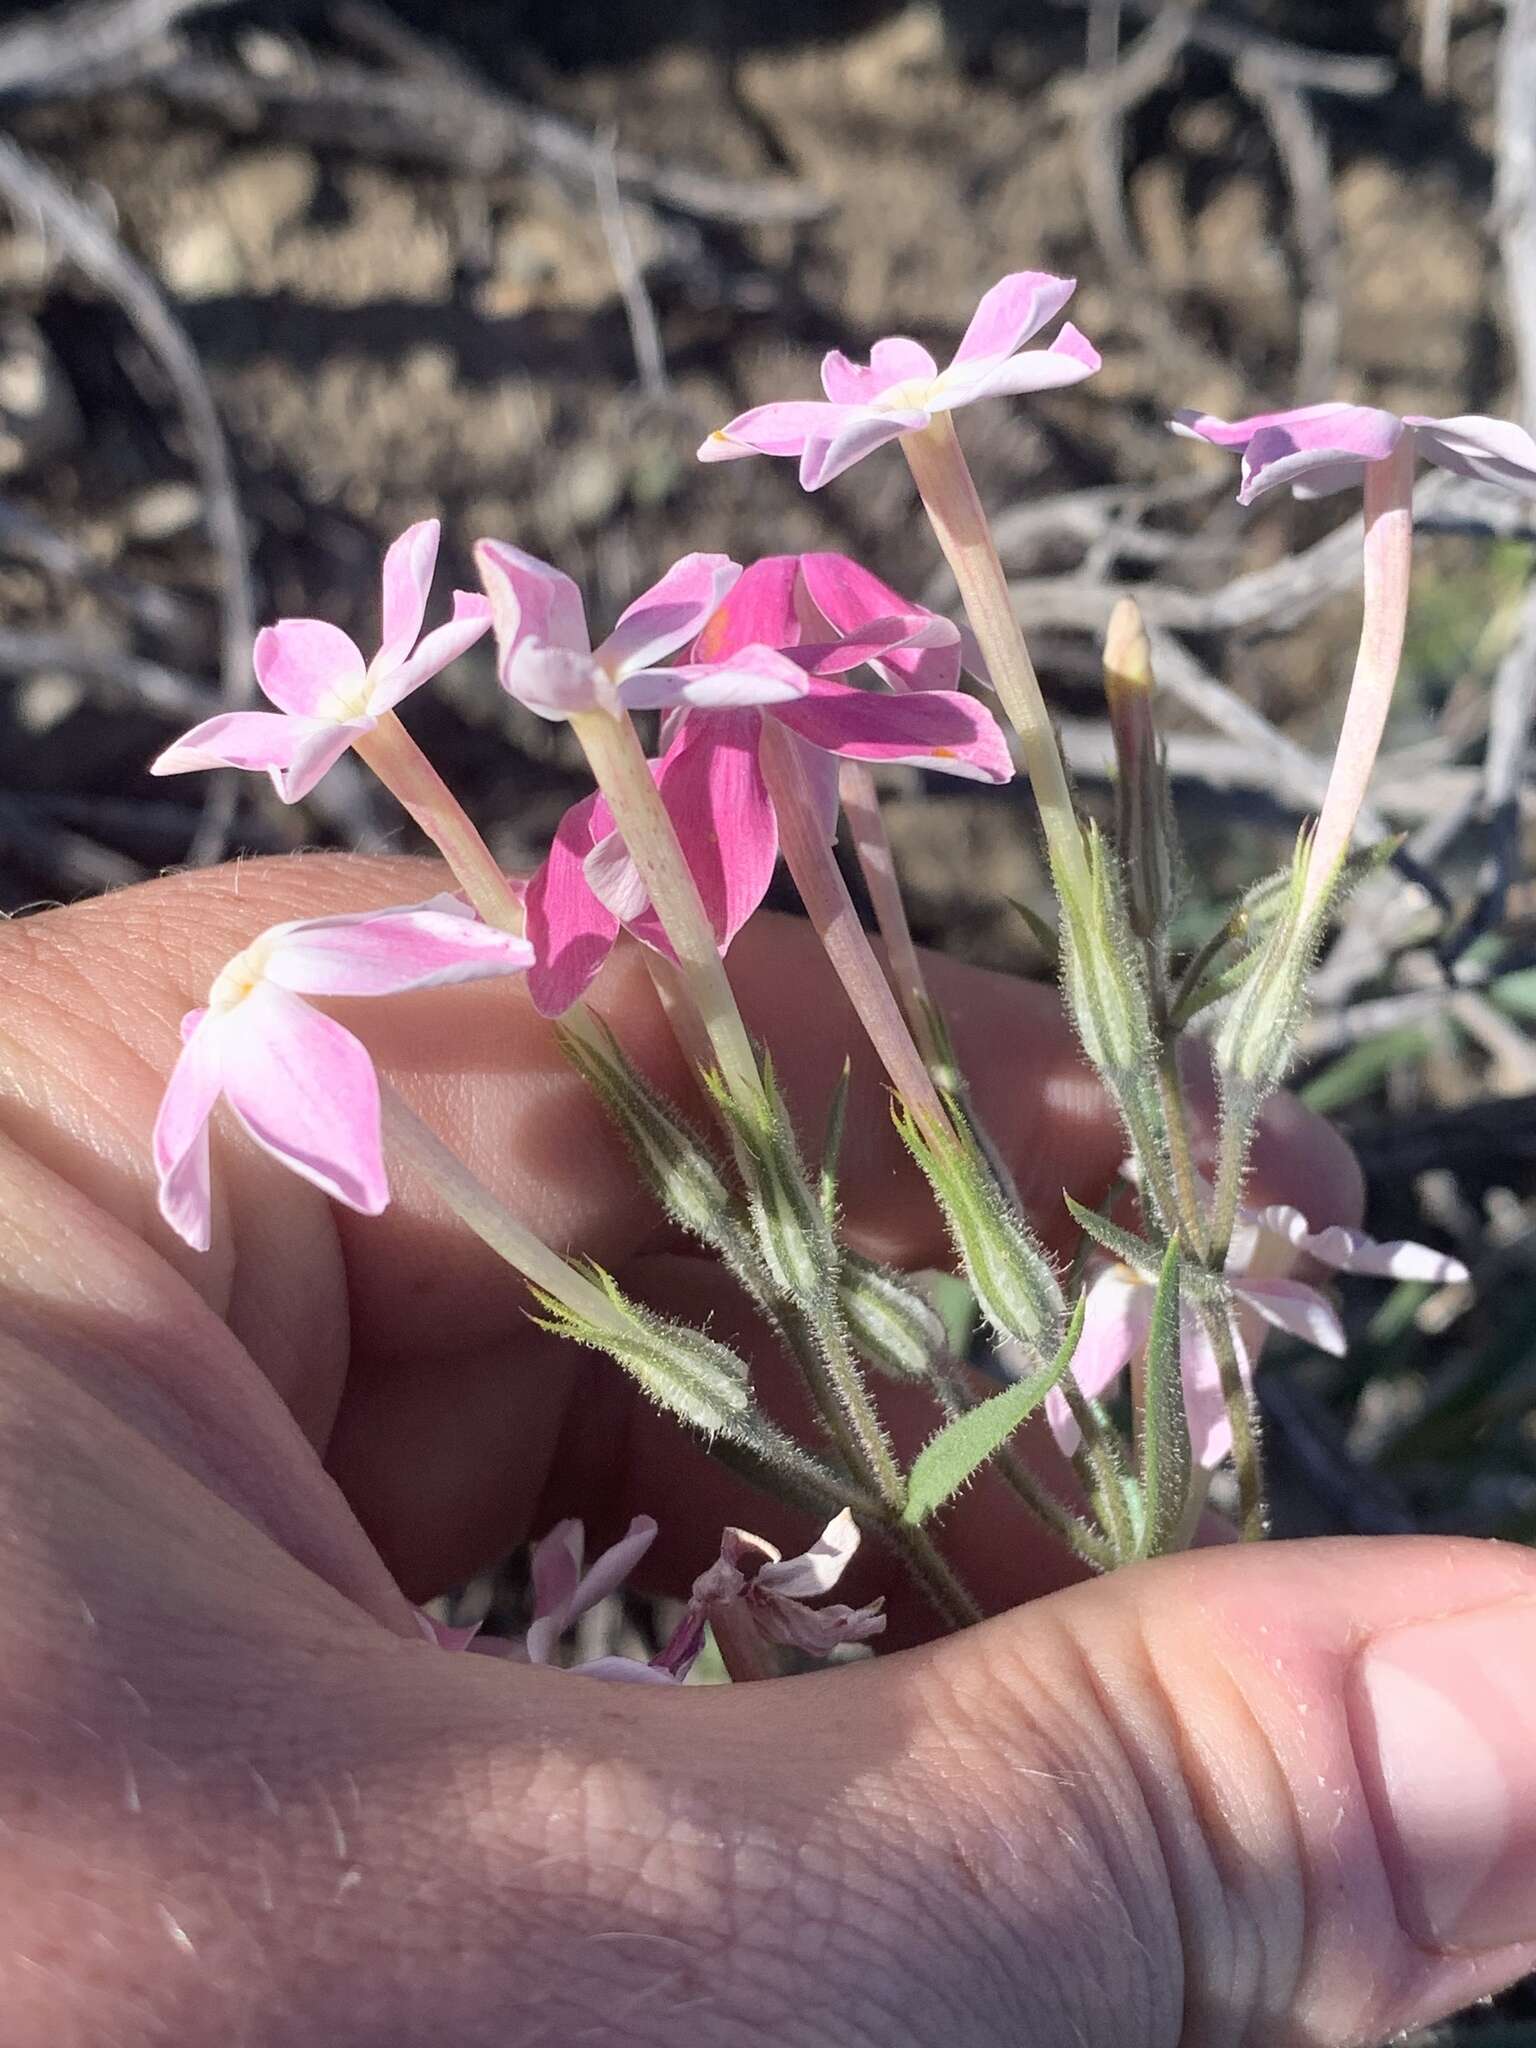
353, 713, 525, 934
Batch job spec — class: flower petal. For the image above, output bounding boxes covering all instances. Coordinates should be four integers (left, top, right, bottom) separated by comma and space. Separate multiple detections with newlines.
150, 710, 365, 804
474, 538, 591, 669
524, 793, 621, 1016
500, 639, 607, 720
219, 984, 388, 1216
1180, 1309, 1245, 1470
797, 552, 962, 692
1170, 403, 1405, 503
769, 673, 1014, 782
649, 713, 780, 949
820, 337, 937, 403
755, 1508, 861, 1599
693, 555, 803, 662
376, 518, 440, 675
253, 619, 367, 717
1250, 1204, 1469, 1285
569, 1514, 659, 1619
152, 1008, 224, 1251
950, 271, 1078, 366
1405, 413, 1536, 496
754, 1591, 886, 1656
932, 325, 1102, 410
1234, 1276, 1347, 1356
371, 590, 492, 711
697, 401, 851, 463
598, 554, 742, 678
1044, 1270, 1151, 1457
620, 644, 809, 712
799, 406, 927, 490
526, 1519, 584, 1664
567, 1655, 681, 1685
264, 900, 533, 997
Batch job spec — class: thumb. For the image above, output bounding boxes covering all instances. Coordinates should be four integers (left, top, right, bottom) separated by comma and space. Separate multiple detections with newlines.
780, 1534, 1536, 2047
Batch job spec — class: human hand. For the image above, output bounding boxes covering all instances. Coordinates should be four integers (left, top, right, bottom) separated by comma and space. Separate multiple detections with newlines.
1, 854, 1531, 2047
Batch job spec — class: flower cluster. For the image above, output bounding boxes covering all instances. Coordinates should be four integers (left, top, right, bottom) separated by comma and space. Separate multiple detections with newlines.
145, 264, 1522, 1644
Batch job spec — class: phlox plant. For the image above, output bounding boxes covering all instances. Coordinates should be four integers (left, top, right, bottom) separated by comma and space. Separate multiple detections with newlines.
149, 270, 1535, 1677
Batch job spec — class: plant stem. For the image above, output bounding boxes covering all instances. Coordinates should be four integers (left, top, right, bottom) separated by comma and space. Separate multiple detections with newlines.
1193, 1291, 1265, 1541
568, 707, 762, 1111
380, 1085, 628, 1332
1298, 439, 1417, 923
758, 721, 954, 1147
901, 413, 1090, 901
352, 713, 525, 934
837, 760, 942, 1065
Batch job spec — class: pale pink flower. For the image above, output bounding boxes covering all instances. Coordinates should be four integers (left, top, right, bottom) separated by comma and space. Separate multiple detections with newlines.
1046, 1205, 1468, 1469
475, 542, 804, 720
152, 520, 491, 801
698, 272, 1100, 489
654, 1509, 886, 1677
522, 555, 1012, 1015
524, 1514, 678, 1684
153, 897, 533, 1250
1172, 403, 1536, 505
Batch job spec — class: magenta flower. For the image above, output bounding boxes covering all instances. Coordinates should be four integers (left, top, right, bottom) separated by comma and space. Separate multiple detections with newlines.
524, 1514, 679, 1684
654, 1509, 886, 1678
698, 272, 1101, 490
1046, 1204, 1468, 1470
521, 555, 1013, 1016
475, 541, 805, 720
153, 897, 534, 1251
152, 520, 491, 801
1172, 403, 1536, 505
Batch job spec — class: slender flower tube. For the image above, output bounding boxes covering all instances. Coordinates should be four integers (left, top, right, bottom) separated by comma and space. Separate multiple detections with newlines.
153, 898, 534, 1250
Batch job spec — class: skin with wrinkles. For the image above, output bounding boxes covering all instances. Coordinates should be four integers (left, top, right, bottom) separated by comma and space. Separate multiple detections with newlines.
1, 855, 1535, 2048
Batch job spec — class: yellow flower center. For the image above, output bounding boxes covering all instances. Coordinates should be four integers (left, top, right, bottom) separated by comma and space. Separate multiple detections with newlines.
208, 933, 275, 1013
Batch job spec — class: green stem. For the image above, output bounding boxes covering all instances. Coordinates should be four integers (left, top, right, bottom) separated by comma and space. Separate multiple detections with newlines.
1193, 1290, 1265, 1541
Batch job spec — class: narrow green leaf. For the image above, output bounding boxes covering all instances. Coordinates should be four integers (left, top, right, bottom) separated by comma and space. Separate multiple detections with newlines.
1009, 895, 1061, 971
1136, 1238, 1191, 1557
1064, 1191, 1162, 1276
902, 1300, 1082, 1526
820, 1058, 851, 1223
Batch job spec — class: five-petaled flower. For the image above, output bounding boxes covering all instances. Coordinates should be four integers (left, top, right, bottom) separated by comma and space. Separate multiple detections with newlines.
154, 897, 534, 1251
653, 1509, 886, 1676
475, 542, 801, 721
521, 553, 1012, 1016
152, 520, 491, 801
1046, 1202, 1468, 1469
1172, 403, 1536, 505
698, 271, 1100, 490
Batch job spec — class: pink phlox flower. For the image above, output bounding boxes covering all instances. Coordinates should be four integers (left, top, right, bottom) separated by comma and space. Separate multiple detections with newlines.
1171, 402, 1536, 505
698, 271, 1101, 489
151, 519, 491, 802
414, 1608, 482, 1652
1045, 1201, 1468, 1470
475, 541, 813, 721
654, 1509, 886, 1678
524, 1514, 678, 1684
153, 896, 534, 1251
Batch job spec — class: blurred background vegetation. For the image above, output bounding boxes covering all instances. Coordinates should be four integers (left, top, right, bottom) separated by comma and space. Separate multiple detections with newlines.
0, 2, 1534, 2036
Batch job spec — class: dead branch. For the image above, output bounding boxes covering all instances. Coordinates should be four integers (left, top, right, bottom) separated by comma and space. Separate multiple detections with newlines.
0, 627, 214, 718
0, 0, 235, 97
1235, 59, 1341, 393
0, 133, 252, 864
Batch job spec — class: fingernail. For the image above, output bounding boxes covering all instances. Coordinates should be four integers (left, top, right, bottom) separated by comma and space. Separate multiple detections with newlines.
1352, 1599, 1536, 1950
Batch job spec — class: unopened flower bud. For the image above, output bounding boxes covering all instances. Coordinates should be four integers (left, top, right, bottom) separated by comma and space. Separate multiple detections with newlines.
1057, 824, 1155, 1083
1103, 597, 1178, 942
1214, 834, 1325, 1099
531, 1270, 752, 1438
711, 1066, 837, 1310
895, 1108, 1064, 1350
839, 1253, 949, 1382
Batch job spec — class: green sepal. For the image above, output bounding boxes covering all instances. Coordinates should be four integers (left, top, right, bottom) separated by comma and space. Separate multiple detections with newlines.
820, 1059, 851, 1226
1009, 897, 1061, 972
839, 1252, 949, 1383
902, 1295, 1085, 1525
1063, 1192, 1164, 1278
528, 1266, 752, 1438
1135, 1237, 1192, 1558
